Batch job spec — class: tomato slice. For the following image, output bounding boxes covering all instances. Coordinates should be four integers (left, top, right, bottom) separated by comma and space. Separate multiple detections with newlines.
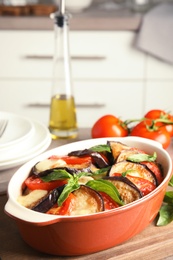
99, 192, 119, 210
47, 193, 76, 215
112, 173, 156, 196
141, 161, 163, 185
49, 155, 92, 165
24, 176, 67, 191
126, 175, 156, 196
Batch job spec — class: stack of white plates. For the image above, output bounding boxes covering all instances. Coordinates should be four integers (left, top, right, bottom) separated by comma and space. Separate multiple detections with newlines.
0, 112, 52, 171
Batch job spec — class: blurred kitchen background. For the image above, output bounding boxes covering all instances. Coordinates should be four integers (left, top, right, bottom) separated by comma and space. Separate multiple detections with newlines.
0, 0, 173, 128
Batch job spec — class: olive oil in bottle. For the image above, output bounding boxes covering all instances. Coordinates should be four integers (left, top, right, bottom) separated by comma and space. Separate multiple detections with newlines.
49, 0, 78, 139
49, 94, 77, 138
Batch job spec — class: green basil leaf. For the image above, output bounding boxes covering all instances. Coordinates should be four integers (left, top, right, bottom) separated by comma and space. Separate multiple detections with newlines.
41, 169, 71, 182
164, 191, 173, 204
127, 152, 157, 163
157, 204, 173, 226
169, 176, 173, 187
121, 170, 134, 177
90, 144, 111, 153
92, 167, 111, 175
86, 179, 124, 206
58, 176, 79, 206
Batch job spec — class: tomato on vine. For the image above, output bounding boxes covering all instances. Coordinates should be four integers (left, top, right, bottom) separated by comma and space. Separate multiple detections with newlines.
145, 109, 173, 137
130, 119, 171, 149
91, 115, 129, 138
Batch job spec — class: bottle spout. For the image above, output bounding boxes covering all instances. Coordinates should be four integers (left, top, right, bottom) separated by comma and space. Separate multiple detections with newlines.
59, 0, 65, 15
50, 0, 66, 21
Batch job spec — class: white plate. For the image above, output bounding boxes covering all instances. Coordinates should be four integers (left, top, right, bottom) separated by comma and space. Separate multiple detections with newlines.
0, 120, 51, 171
0, 112, 33, 148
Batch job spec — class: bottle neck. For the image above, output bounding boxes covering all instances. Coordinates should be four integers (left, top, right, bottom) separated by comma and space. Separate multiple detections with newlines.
52, 14, 73, 97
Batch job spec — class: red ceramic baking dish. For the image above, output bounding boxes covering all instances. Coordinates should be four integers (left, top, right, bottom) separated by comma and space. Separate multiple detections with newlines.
4, 137, 172, 256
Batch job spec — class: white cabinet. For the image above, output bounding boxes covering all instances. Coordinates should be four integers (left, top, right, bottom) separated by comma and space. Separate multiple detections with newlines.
0, 30, 145, 80
144, 81, 173, 113
146, 55, 173, 80
144, 54, 173, 114
0, 30, 146, 127
0, 80, 144, 127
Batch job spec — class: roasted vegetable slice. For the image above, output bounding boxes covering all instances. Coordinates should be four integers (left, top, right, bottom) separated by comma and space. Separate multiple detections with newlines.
109, 161, 158, 186
31, 156, 92, 176
116, 148, 144, 163
112, 173, 156, 196
104, 176, 143, 204
68, 149, 110, 168
140, 161, 163, 185
107, 141, 130, 162
17, 189, 48, 210
47, 185, 104, 216
32, 188, 61, 213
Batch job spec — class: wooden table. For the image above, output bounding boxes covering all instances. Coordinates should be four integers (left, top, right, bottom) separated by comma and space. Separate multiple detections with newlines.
1, 128, 173, 260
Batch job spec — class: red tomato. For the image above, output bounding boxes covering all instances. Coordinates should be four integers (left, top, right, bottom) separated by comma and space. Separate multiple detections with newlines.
145, 109, 173, 137
99, 192, 119, 210
49, 155, 92, 165
112, 173, 156, 196
24, 176, 67, 191
141, 161, 163, 185
91, 115, 128, 138
145, 109, 166, 119
47, 193, 76, 215
127, 175, 156, 196
130, 119, 171, 149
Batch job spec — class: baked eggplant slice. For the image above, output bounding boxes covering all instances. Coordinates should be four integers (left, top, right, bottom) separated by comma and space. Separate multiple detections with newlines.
109, 161, 158, 186
107, 141, 130, 162
17, 189, 48, 210
68, 149, 109, 168
116, 148, 144, 163
104, 176, 142, 204
31, 185, 104, 215
31, 161, 93, 177
140, 161, 164, 185
31, 188, 61, 213
71, 185, 104, 215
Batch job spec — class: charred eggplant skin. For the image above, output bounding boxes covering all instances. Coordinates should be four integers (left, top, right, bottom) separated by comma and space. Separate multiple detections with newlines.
31, 165, 91, 178
68, 149, 110, 168
32, 186, 64, 213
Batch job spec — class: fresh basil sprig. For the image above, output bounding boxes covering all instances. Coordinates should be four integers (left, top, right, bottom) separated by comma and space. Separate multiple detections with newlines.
41, 169, 71, 182
57, 173, 83, 206
41, 169, 88, 206
157, 203, 173, 226
86, 179, 124, 206
90, 144, 111, 153
92, 167, 111, 176
127, 152, 157, 163
169, 176, 173, 187
157, 189, 173, 226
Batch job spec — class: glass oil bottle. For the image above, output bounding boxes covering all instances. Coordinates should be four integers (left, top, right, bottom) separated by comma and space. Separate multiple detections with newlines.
49, 0, 78, 139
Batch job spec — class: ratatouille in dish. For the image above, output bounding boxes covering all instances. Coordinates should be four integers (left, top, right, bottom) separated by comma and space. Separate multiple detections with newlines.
18, 141, 164, 216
